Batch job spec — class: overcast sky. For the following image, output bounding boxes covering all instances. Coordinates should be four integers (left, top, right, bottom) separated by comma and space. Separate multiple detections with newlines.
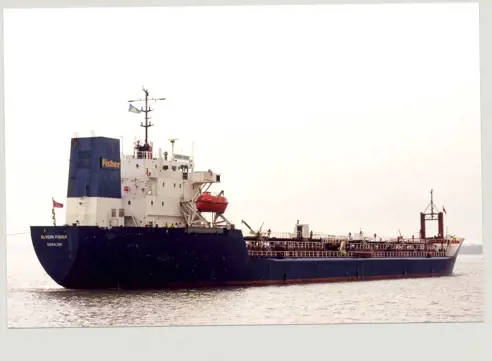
3, 4, 482, 243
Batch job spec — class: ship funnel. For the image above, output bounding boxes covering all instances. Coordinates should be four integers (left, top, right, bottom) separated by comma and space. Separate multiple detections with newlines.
66, 136, 122, 226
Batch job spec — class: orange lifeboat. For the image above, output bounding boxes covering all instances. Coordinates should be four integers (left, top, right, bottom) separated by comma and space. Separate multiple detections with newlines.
196, 192, 229, 214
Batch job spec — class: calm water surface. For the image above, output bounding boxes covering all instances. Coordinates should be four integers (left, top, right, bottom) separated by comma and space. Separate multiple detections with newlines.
7, 236, 484, 328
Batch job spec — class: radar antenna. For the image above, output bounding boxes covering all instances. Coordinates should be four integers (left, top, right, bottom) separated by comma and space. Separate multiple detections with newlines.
128, 87, 166, 145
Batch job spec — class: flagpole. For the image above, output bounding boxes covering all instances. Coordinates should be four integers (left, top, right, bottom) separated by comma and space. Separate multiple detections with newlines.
192, 141, 195, 170
52, 197, 56, 226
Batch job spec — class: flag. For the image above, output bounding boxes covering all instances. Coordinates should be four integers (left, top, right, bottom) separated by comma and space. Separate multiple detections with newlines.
443, 206, 447, 215
51, 198, 62, 226
128, 104, 141, 114
53, 199, 64, 208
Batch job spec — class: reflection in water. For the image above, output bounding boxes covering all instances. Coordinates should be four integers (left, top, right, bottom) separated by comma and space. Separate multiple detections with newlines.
10, 287, 252, 328
7, 238, 484, 328
35, 287, 248, 321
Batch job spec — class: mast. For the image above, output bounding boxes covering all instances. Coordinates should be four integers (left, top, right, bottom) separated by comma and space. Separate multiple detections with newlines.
420, 189, 444, 240
128, 87, 166, 145
424, 189, 439, 218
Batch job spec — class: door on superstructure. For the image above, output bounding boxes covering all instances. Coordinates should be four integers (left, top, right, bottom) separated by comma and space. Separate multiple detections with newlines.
75, 197, 86, 225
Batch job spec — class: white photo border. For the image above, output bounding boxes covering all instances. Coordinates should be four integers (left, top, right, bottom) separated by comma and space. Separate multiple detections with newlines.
0, 1, 488, 361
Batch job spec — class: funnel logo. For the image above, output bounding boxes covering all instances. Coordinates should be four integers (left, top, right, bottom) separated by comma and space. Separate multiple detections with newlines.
100, 158, 120, 169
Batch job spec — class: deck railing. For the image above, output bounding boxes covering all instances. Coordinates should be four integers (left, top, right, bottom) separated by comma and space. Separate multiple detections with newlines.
247, 250, 447, 259
245, 240, 443, 252
247, 233, 463, 245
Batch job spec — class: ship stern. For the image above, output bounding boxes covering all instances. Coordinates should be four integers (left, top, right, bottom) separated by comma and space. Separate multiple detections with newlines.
30, 225, 80, 287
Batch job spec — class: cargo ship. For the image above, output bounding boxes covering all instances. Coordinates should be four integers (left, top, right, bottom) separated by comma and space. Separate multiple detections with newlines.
30, 88, 464, 290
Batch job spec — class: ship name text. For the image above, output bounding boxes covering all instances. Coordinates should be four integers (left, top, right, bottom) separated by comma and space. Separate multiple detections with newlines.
101, 158, 121, 169
41, 234, 68, 240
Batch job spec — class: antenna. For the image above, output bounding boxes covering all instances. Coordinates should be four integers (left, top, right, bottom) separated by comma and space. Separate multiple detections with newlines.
423, 189, 439, 215
169, 138, 178, 158
120, 136, 124, 156
192, 141, 195, 165
128, 87, 166, 145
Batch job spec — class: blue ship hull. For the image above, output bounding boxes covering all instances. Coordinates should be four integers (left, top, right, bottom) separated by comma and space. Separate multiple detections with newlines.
30, 225, 460, 290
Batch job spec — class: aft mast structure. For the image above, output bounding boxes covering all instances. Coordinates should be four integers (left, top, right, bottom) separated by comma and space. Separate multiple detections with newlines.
420, 189, 445, 240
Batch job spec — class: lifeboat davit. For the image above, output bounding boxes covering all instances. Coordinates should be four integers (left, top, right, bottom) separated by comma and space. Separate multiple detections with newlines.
196, 192, 229, 214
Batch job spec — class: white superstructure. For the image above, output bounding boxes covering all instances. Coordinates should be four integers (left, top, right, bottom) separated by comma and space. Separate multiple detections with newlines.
65, 139, 232, 229
65, 87, 233, 229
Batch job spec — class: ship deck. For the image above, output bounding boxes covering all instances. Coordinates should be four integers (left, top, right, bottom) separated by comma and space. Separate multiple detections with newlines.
244, 235, 460, 259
